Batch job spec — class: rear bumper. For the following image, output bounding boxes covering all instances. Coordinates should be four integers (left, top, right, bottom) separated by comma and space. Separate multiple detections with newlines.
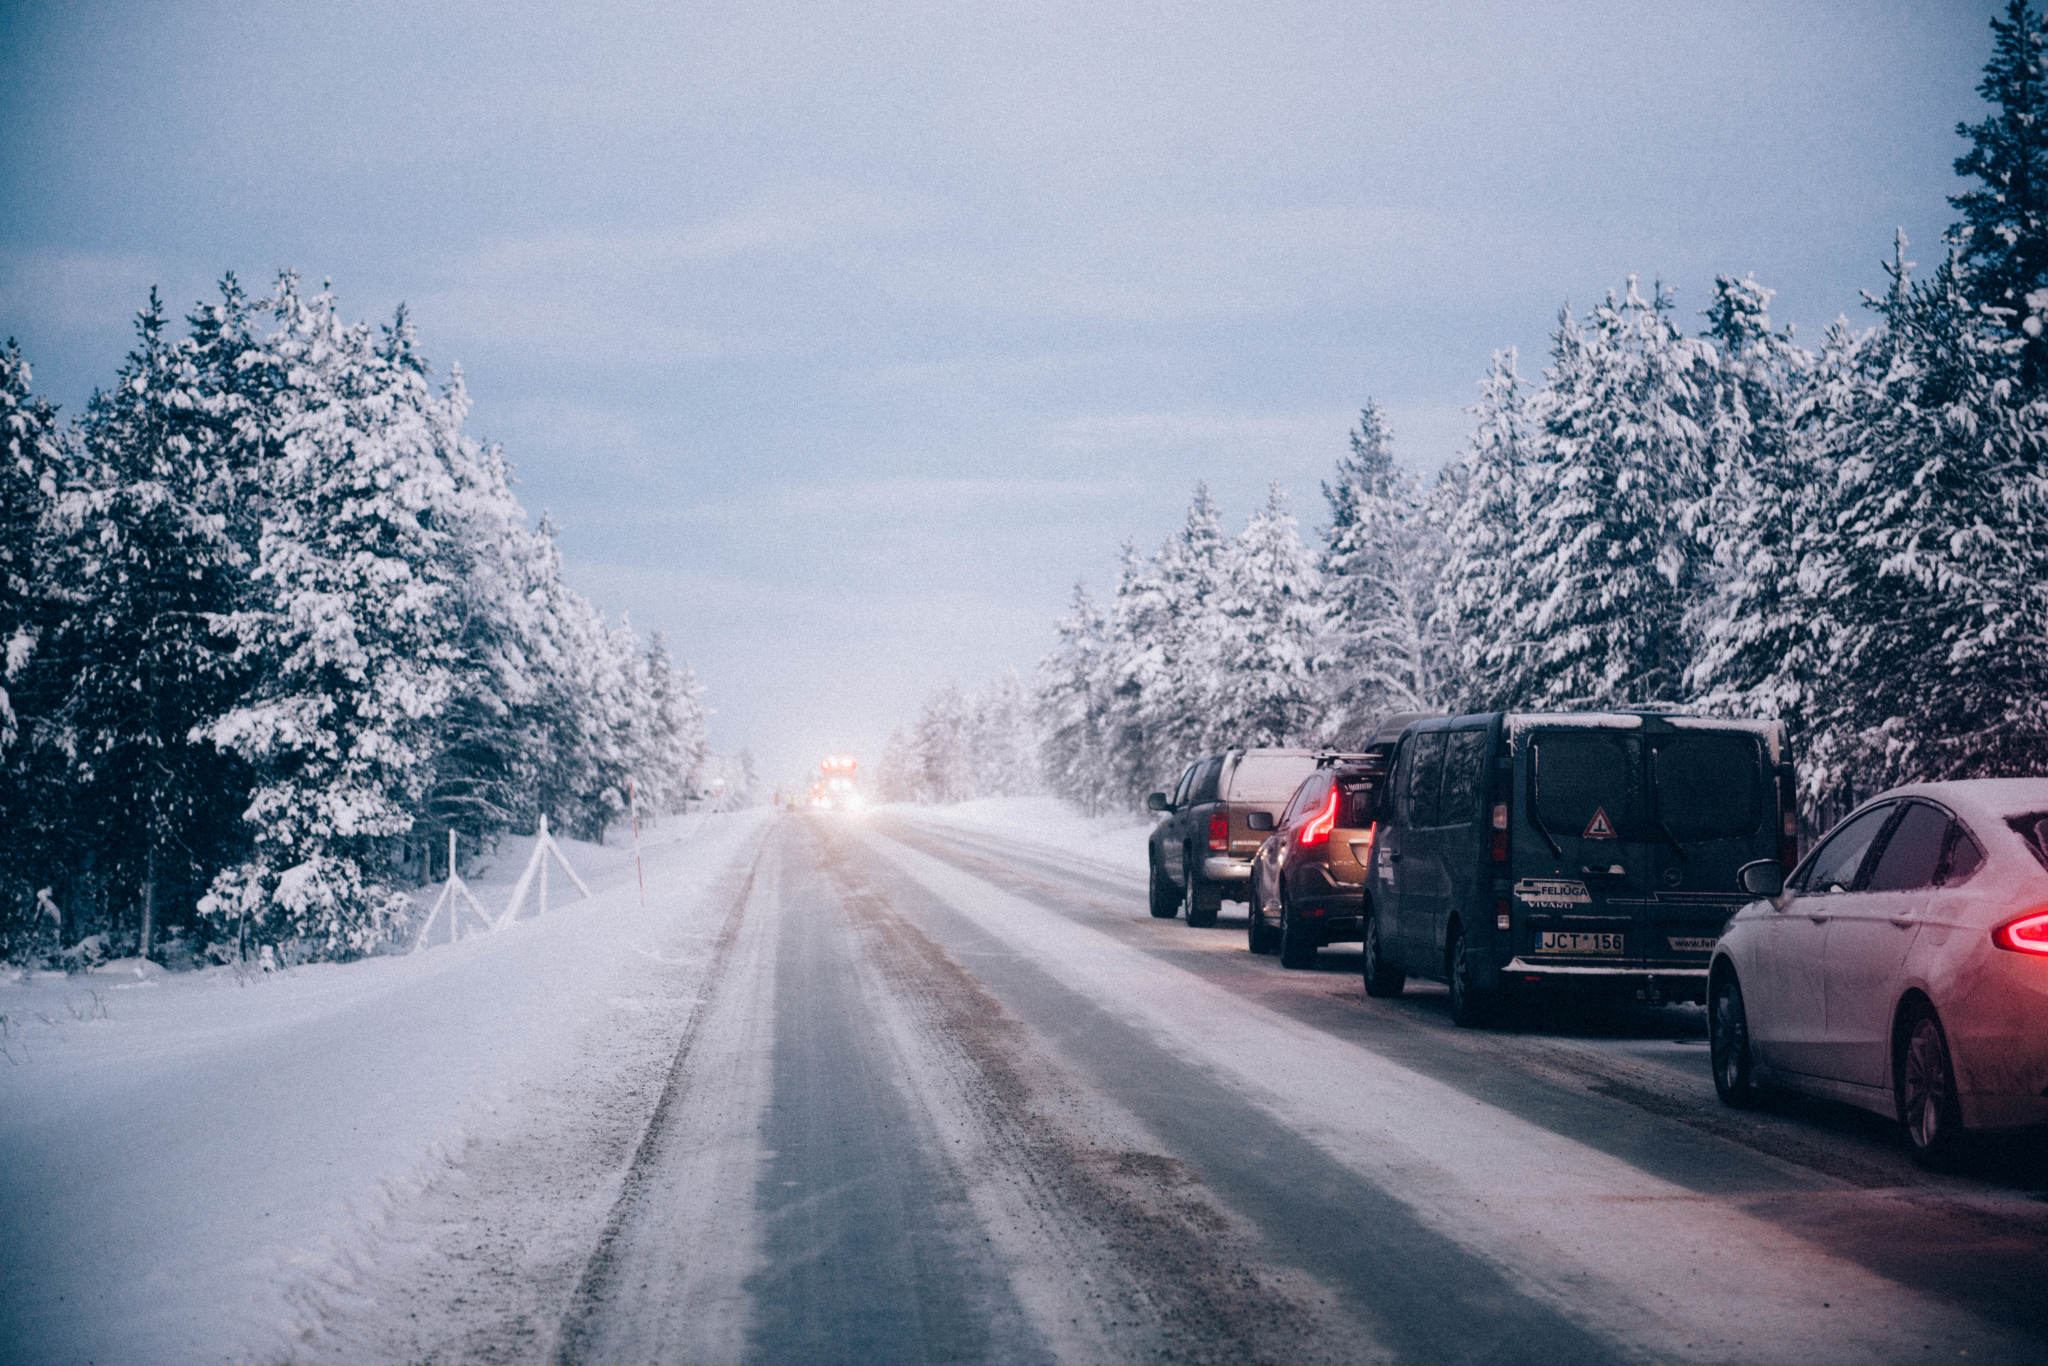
1498, 958, 1710, 1001
1202, 857, 1252, 881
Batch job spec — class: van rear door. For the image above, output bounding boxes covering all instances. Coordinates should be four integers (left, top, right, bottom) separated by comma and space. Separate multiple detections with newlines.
1639, 730, 1769, 971
1521, 729, 1646, 963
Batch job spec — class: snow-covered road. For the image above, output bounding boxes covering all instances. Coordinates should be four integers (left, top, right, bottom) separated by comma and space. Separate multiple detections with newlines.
7, 803, 2047, 1364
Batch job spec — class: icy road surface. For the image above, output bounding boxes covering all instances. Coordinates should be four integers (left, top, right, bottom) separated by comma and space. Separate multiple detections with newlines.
8, 803, 2048, 1364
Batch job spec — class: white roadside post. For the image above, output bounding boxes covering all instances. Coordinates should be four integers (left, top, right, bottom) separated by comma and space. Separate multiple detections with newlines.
414, 830, 490, 950
495, 813, 592, 930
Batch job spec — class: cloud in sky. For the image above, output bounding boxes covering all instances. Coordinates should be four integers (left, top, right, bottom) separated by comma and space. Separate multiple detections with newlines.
0, 0, 2004, 781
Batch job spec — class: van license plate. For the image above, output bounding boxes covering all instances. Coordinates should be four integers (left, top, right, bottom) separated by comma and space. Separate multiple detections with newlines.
1533, 931, 1624, 955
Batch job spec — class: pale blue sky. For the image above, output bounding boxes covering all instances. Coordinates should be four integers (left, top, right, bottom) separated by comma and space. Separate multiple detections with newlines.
0, 0, 2001, 783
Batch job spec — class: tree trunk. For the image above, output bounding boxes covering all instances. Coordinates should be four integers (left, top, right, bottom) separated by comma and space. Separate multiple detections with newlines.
140, 842, 156, 961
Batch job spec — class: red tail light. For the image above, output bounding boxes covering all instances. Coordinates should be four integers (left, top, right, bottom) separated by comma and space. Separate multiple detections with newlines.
1209, 812, 1229, 852
1491, 801, 1509, 862
1300, 788, 1340, 847
1992, 908, 2048, 956
1779, 806, 1798, 871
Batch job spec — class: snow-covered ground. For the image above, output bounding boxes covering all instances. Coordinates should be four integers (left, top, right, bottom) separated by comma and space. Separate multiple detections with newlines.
877, 796, 1153, 877
0, 809, 772, 1366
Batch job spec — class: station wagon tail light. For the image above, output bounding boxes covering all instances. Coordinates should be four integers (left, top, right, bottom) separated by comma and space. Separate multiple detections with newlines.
1301, 788, 1340, 847
1209, 813, 1230, 851
1491, 802, 1509, 862
1992, 908, 2048, 956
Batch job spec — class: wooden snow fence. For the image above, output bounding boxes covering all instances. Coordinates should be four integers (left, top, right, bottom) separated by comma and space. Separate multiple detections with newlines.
411, 815, 591, 951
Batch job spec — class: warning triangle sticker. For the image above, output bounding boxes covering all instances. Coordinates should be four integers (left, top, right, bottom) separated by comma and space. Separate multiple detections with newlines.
1582, 807, 1618, 840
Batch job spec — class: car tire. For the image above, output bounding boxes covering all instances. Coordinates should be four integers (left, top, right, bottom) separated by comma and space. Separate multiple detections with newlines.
1897, 1005, 1965, 1169
1278, 890, 1317, 969
1247, 873, 1279, 954
1447, 927, 1493, 1028
1183, 847, 1220, 928
1709, 973, 1761, 1109
1148, 855, 1179, 919
1362, 908, 1405, 997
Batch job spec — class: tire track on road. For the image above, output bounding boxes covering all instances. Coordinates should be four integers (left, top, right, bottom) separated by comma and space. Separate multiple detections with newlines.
551, 825, 772, 1366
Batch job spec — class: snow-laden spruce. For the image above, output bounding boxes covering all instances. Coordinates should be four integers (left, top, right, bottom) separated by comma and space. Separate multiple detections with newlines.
0, 276, 713, 964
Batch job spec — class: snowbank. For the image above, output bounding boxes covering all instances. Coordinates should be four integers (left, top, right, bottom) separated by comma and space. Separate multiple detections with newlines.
888, 796, 1153, 877
0, 809, 771, 1366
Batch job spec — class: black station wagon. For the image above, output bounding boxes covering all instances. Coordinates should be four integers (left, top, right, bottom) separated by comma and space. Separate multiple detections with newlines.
1362, 710, 1796, 1026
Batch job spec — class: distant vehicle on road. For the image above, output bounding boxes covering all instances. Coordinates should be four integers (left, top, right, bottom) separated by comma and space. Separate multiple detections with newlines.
1709, 778, 2048, 1166
811, 755, 862, 811
1246, 752, 1389, 968
1147, 749, 1324, 926
1362, 710, 1796, 1026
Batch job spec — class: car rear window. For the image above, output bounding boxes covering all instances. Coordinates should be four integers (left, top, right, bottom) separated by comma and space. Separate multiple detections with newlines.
2006, 813, 2048, 872
1227, 755, 1317, 803
1531, 732, 1638, 841
1338, 778, 1382, 827
1650, 734, 1764, 841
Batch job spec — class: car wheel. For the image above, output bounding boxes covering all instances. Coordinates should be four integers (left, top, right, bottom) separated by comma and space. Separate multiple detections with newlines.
1447, 927, 1493, 1028
1247, 873, 1279, 954
1709, 973, 1760, 1109
1362, 908, 1405, 997
1278, 890, 1317, 969
1183, 847, 1219, 928
1148, 854, 1179, 919
1898, 1006, 1965, 1169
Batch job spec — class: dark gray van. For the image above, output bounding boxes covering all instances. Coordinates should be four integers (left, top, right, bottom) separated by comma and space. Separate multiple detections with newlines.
1362, 710, 1796, 1026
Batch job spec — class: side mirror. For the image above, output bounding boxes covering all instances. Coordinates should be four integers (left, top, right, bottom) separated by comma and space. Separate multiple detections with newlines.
1738, 859, 1786, 899
1247, 810, 1274, 832
1146, 792, 1169, 813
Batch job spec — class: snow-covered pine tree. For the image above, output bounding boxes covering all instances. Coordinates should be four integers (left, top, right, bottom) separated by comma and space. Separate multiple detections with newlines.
1319, 401, 1445, 740
876, 727, 918, 803
912, 680, 972, 803
51, 285, 262, 954
200, 279, 463, 956
1148, 484, 1228, 758
1512, 279, 1717, 709
1951, 0, 2048, 384
1098, 540, 1174, 805
0, 339, 73, 958
0, 338, 66, 758
1195, 484, 1326, 749
1435, 350, 1531, 711
963, 671, 1041, 799
1685, 275, 1835, 750
636, 635, 710, 815
1035, 582, 1123, 812
415, 374, 552, 858
1800, 240, 2048, 800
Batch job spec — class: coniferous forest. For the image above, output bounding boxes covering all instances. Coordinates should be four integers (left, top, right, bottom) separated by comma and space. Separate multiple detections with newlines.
892, 2, 2048, 829
1, 276, 713, 965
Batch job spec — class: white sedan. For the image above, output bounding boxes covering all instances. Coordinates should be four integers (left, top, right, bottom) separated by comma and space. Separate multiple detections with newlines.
1709, 778, 2048, 1165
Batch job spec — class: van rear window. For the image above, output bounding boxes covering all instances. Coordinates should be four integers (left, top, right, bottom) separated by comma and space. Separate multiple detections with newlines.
1651, 735, 1764, 842
1531, 733, 1638, 840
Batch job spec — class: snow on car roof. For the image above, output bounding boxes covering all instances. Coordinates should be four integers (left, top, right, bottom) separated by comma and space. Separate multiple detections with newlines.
1874, 777, 2048, 823
1497, 712, 1780, 736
